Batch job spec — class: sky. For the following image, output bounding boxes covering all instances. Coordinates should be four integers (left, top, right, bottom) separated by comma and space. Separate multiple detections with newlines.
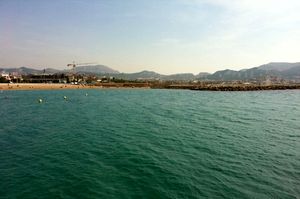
0, 0, 300, 74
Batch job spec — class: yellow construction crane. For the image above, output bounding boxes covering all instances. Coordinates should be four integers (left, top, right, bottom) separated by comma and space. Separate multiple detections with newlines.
67, 61, 97, 73
67, 61, 97, 83
67, 61, 76, 74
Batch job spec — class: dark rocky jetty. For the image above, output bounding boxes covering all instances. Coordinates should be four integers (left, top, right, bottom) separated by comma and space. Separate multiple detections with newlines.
161, 84, 300, 91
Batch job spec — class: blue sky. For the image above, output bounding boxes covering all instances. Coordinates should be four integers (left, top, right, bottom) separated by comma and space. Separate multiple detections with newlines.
0, 0, 300, 74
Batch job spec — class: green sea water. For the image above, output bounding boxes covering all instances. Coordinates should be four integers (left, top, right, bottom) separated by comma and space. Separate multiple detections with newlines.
0, 89, 299, 199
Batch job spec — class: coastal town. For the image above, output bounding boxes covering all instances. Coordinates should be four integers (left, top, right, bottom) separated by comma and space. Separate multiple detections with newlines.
1, 65, 300, 91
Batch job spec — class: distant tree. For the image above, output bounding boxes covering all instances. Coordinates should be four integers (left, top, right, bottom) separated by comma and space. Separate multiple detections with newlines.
0, 77, 9, 83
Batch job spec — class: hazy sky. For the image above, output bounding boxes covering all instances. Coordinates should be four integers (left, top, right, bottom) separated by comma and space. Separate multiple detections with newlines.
0, 0, 300, 74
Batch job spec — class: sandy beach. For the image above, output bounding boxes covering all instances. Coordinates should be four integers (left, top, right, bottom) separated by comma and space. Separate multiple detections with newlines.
0, 83, 101, 90
0, 83, 151, 90
2, 83, 299, 91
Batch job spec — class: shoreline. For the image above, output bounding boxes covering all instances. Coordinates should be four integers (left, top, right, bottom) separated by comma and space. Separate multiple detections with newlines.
0, 83, 151, 91
0, 83, 101, 90
1, 83, 300, 91
166, 84, 300, 91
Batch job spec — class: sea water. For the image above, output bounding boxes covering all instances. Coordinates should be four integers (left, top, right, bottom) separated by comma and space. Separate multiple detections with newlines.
0, 89, 299, 198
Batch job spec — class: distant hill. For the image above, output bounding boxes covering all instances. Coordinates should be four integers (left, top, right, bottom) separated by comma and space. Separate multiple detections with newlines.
44, 68, 61, 74
0, 67, 61, 75
196, 72, 210, 79
282, 65, 300, 79
258, 62, 300, 71
113, 71, 203, 81
114, 71, 163, 80
205, 68, 271, 81
161, 73, 196, 81
1, 62, 300, 81
0, 65, 119, 75
0, 66, 210, 81
74, 65, 119, 74
204, 62, 300, 81
0, 67, 42, 75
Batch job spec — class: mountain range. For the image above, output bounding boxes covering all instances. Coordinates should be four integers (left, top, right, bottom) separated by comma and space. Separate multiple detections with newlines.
1, 62, 300, 81
207, 62, 300, 81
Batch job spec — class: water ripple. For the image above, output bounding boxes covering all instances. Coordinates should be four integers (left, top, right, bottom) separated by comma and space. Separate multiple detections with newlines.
0, 89, 300, 198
